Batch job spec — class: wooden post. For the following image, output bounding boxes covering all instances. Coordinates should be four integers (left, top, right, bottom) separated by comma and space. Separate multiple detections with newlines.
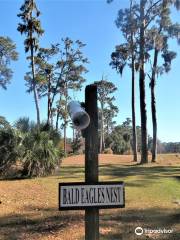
85, 84, 99, 240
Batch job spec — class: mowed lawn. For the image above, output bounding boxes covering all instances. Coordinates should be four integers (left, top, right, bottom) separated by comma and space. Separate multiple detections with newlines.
0, 154, 180, 240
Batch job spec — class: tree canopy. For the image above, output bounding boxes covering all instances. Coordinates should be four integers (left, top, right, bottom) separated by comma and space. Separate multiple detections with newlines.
0, 37, 18, 89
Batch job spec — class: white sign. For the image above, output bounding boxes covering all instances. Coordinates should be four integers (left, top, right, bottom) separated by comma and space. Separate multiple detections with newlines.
59, 182, 125, 210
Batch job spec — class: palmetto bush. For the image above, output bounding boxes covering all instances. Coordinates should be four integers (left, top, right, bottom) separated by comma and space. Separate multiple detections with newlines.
0, 128, 22, 174
21, 130, 60, 177
0, 116, 11, 129
0, 116, 62, 178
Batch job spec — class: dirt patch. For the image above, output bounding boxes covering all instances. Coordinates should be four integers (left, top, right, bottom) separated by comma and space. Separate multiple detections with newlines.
61, 154, 137, 166
61, 154, 180, 167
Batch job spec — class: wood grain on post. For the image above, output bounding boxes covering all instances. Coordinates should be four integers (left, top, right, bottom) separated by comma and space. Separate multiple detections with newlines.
85, 84, 99, 240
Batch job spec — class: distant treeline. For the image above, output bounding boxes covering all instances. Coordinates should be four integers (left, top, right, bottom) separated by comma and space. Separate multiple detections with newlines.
99, 118, 180, 155
158, 142, 180, 154
71, 117, 180, 155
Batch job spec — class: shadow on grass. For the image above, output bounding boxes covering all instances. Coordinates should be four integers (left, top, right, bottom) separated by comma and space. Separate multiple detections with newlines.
57, 164, 180, 177
100, 208, 180, 240
0, 206, 84, 240
53, 165, 180, 189
1, 165, 179, 183
174, 176, 180, 181
100, 164, 180, 180
54, 166, 85, 180
0, 176, 31, 181
1, 206, 179, 240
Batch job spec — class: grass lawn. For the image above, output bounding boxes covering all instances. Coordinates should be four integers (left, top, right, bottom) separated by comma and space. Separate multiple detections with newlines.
0, 154, 180, 240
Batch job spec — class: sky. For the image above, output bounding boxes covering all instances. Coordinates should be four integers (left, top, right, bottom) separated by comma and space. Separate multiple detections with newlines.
0, 0, 180, 142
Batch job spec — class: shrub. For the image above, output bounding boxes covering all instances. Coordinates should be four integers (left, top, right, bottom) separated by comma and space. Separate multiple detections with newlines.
1, 117, 63, 178
103, 148, 113, 154
0, 116, 11, 129
0, 128, 21, 175
21, 131, 60, 177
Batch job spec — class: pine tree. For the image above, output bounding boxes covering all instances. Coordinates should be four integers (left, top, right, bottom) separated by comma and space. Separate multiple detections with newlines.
110, 0, 139, 161
0, 37, 18, 89
33, 44, 59, 126
94, 77, 118, 153
109, 0, 180, 163
146, 0, 180, 162
55, 38, 88, 154
17, 0, 44, 128
71, 131, 82, 154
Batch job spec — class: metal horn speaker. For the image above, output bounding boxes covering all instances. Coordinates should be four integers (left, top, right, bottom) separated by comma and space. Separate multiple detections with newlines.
67, 101, 90, 130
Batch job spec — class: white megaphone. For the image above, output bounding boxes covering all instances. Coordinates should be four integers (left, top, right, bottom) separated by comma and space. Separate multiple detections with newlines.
67, 101, 90, 131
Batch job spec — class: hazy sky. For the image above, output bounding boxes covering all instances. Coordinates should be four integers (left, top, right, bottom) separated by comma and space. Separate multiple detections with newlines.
0, 0, 180, 142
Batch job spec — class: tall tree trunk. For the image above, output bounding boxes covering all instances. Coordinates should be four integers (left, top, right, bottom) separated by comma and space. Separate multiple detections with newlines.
129, 0, 138, 162
72, 126, 75, 143
63, 83, 68, 155
139, 0, 148, 164
100, 104, 105, 153
106, 119, 109, 135
131, 55, 138, 162
56, 110, 60, 131
50, 111, 54, 126
56, 94, 62, 131
29, 7, 40, 129
102, 112, 105, 152
31, 45, 40, 128
151, 49, 159, 162
99, 132, 102, 153
47, 73, 51, 126
150, 0, 165, 161
64, 124, 67, 155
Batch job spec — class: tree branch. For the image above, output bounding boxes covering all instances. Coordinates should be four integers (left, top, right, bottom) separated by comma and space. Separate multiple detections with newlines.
147, 73, 151, 80
144, 12, 159, 29
145, 0, 162, 19
134, 11, 140, 18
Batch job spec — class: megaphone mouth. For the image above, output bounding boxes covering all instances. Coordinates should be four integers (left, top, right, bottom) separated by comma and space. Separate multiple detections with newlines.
67, 101, 90, 130
73, 112, 90, 130
73, 118, 81, 126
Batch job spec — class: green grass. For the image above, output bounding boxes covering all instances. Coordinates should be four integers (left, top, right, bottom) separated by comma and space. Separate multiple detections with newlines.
53, 164, 180, 206
0, 156, 180, 240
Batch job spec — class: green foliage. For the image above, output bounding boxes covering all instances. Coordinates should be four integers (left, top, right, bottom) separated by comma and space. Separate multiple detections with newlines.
71, 132, 82, 154
95, 77, 118, 152
162, 142, 180, 153
103, 107, 118, 133
109, 0, 180, 163
0, 116, 11, 129
105, 119, 131, 154
145, 0, 180, 78
17, 0, 44, 53
24, 37, 88, 143
148, 139, 180, 154
103, 148, 113, 154
14, 117, 33, 133
105, 118, 141, 155
17, 0, 44, 126
53, 38, 88, 153
14, 117, 61, 144
0, 127, 21, 174
0, 36, 18, 89
25, 44, 59, 98
13, 117, 62, 177
109, 0, 139, 161
110, 0, 139, 74
95, 77, 117, 106
110, 44, 129, 75
55, 38, 88, 131
21, 130, 60, 177
0, 118, 23, 176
